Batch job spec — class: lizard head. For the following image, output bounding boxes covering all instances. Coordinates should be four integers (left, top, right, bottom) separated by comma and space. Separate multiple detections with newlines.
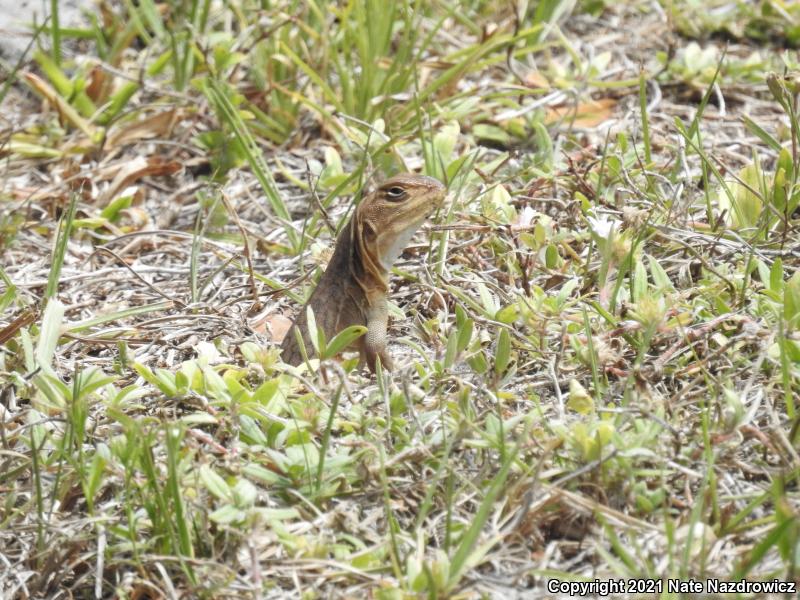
354, 173, 447, 275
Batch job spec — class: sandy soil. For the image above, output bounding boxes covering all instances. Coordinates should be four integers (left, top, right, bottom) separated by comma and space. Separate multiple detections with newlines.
0, 0, 90, 60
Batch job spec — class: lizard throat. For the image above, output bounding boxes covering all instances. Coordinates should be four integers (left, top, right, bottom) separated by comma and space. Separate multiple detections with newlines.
378, 216, 427, 271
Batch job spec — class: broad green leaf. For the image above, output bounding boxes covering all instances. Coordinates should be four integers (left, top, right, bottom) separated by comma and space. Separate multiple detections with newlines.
306, 305, 322, 355
495, 303, 519, 325
456, 317, 474, 355
232, 479, 257, 508
243, 463, 291, 486
648, 256, 673, 291
36, 299, 65, 375
202, 366, 230, 402
322, 325, 367, 359
83, 453, 107, 512
433, 120, 460, 166
545, 244, 559, 269
481, 184, 516, 224
209, 504, 246, 524
253, 378, 280, 405
494, 328, 511, 376
784, 270, 800, 328
568, 379, 594, 415
770, 258, 784, 293
467, 351, 489, 375
477, 282, 499, 317
443, 328, 459, 369
199, 465, 233, 502
773, 167, 787, 212
632, 258, 648, 302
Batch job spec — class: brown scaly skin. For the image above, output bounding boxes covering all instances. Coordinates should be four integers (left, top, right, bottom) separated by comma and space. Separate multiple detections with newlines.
281, 173, 446, 373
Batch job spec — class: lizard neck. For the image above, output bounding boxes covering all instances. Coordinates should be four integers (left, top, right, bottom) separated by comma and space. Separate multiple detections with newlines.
347, 215, 389, 305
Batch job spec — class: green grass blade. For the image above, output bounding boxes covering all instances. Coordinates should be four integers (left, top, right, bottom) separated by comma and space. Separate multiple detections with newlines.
44, 194, 78, 302
202, 78, 299, 250
50, 0, 61, 65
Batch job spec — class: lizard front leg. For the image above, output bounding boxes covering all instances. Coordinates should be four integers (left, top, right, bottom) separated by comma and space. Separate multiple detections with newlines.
362, 299, 393, 372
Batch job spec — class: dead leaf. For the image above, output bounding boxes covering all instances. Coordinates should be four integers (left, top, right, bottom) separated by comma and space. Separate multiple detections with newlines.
0, 309, 38, 345
546, 98, 616, 128
106, 109, 182, 148
250, 312, 293, 342
85, 65, 110, 104
119, 206, 151, 231
99, 156, 182, 204
525, 71, 550, 89
481, 22, 499, 42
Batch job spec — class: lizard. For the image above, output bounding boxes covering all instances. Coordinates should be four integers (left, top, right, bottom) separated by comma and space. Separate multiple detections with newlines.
281, 173, 446, 373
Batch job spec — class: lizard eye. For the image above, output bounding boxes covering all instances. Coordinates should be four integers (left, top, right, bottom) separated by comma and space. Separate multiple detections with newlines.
385, 186, 407, 201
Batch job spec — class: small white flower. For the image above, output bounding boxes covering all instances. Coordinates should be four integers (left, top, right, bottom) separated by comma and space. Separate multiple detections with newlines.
196, 341, 222, 363
587, 214, 619, 238
518, 206, 537, 227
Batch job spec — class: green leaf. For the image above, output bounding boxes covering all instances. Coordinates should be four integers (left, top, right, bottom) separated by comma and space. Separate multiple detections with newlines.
742, 115, 782, 152
36, 299, 65, 376
456, 317, 474, 355
567, 379, 594, 415
180, 412, 218, 427
46, 191, 79, 301
232, 479, 258, 508
495, 303, 519, 325
545, 244, 559, 269
773, 167, 787, 212
155, 368, 179, 397
253, 378, 280, 405
238, 414, 268, 445
100, 194, 134, 221
100, 81, 139, 123
243, 463, 291, 487
34, 49, 72, 96
199, 465, 233, 502
73, 368, 116, 401
784, 271, 800, 328
84, 452, 107, 512
770, 258, 784, 294
728, 164, 764, 230
777, 147, 794, 182
467, 351, 489, 375
433, 121, 460, 166
494, 328, 511, 376
322, 325, 367, 359
481, 184, 516, 224
443, 328, 459, 369
477, 282, 499, 317
557, 279, 579, 307
648, 256, 673, 291
472, 123, 512, 147
306, 305, 322, 355
209, 504, 246, 524
202, 366, 230, 402
632, 257, 648, 302
133, 363, 177, 397
201, 78, 298, 249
